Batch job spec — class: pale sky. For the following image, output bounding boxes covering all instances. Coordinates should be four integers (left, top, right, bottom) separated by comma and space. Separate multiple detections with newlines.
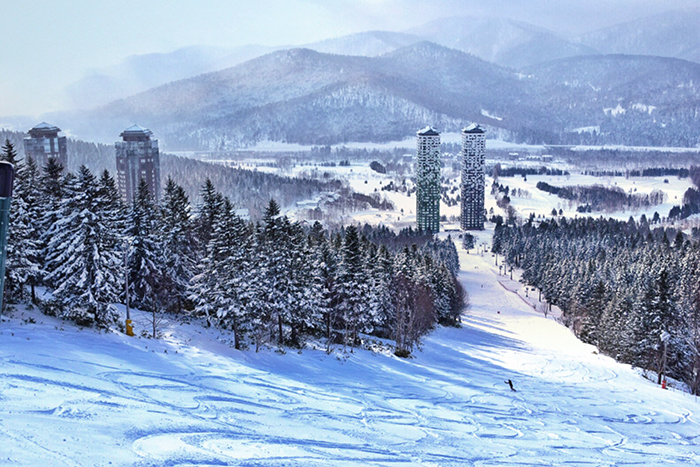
1, 0, 697, 118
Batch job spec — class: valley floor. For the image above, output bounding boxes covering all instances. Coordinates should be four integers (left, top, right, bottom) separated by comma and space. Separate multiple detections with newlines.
1, 231, 699, 466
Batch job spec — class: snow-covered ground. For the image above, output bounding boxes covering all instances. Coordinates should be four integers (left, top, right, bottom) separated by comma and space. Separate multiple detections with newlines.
2, 229, 699, 466
276, 160, 696, 230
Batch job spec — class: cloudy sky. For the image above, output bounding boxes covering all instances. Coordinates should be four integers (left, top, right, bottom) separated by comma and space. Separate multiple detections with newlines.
1, 0, 697, 118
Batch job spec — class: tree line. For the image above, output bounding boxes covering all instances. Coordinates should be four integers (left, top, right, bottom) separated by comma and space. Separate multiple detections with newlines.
536, 181, 666, 213
1, 139, 465, 356
493, 216, 700, 394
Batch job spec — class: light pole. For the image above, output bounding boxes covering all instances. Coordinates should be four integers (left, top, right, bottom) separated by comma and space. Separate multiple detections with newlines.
124, 241, 134, 336
0, 162, 14, 319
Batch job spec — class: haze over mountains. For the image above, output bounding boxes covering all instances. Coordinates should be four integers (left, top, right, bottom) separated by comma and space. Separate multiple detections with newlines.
39, 8, 700, 149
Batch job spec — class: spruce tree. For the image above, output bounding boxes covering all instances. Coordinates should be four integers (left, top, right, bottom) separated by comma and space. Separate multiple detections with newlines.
160, 176, 196, 313
1, 139, 19, 165
194, 178, 223, 256
125, 178, 162, 316
5, 156, 42, 303
44, 166, 122, 326
337, 224, 367, 349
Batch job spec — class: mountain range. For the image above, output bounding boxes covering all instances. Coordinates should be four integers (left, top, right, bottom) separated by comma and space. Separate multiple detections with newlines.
48, 9, 700, 149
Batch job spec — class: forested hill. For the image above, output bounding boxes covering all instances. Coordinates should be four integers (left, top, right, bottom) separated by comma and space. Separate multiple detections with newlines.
54, 42, 700, 150
0, 129, 339, 215
493, 217, 700, 394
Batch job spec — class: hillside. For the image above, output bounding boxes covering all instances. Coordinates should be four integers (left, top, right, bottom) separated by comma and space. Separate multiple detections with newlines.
57, 43, 700, 150
578, 8, 700, 64
2, 232, 698, 465
408, 16, 598, 68
523, 54, 700, 146
62, 43, 533, 148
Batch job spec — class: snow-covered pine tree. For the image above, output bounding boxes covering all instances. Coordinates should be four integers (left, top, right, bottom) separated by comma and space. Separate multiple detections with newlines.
4, 155, 42, 303
336, 224, 367, 349
285, 220, 320, 347
194, 178, 223, 257
1, 139, 19, 166
125, 178, 162, 320
44, 166, 122, 326
307, 224, 341, 351
159, 176, 196, 313
367, 244, 394, 337
38, 157, 66, 269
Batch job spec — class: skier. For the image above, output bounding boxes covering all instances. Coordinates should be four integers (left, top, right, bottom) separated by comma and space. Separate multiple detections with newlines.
505, 379, 516, 391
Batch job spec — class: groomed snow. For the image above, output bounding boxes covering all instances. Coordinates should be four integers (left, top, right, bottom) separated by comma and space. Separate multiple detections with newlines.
1, 228, 699, 466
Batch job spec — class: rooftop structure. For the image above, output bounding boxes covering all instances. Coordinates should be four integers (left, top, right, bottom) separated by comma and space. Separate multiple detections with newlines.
23, 122, 67, 168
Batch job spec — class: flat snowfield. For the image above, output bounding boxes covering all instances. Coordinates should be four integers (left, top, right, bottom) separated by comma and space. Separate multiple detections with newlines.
1, 234, 699, 466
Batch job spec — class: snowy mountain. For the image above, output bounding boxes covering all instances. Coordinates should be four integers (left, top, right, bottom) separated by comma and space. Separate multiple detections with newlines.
60, 18, 588, 111
522, 54, 700, 146
56, 43, 700, 149
302, 30, 424, 57
408, 16, 598, 68
60, 42, 541, 148
578, 8, 700, 64
64, 44, 279, 109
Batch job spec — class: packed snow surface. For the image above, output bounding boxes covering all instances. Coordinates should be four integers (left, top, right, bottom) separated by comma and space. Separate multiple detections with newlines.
2, 230, 699, 466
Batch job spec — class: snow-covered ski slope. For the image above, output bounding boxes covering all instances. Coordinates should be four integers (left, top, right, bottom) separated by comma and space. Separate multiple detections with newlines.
1, 231, 699, 466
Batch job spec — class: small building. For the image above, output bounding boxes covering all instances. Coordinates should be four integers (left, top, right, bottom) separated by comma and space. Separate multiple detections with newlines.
415, 126, 441, 233
23, 122, 68, 168
460, 124, 486, 231
115, 125, 161, 203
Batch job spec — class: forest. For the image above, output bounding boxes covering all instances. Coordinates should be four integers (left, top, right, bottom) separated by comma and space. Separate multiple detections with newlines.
493, 216, 700, 394
535, 181, 666, 213
1, 139, 465, 357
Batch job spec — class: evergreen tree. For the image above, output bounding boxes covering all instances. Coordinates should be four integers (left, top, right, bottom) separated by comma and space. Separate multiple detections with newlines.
337, 225, 367, 349
5, 156, 42, 303
194, 178, 223, 256
44, 166, 122, 326
126, 178, 162, 316
159, 177, 196, 313
1, 139, 19, 165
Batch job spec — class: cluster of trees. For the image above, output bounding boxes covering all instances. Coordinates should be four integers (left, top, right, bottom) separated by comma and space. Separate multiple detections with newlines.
536, 182, 666, 213
190, 200, 466, 355
492, 164, 569, 178
2, 140, 465, 355
547, 147, 700, 172
493, 216, 700, 394
0, 129, 348, 220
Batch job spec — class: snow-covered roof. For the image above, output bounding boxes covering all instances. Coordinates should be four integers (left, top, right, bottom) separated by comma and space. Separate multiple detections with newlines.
463, 124, 486, 134
120, 124, 153, 137
27, 122, 61, 138
417, 126, 440, 136
31, 122, 60, 131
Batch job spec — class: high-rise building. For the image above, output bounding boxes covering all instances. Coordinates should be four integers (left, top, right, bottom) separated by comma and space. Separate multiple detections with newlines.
460, 124, 486, 231
23, 122, 68, 168
415, 126, 441, 233
115, 125, 161, 204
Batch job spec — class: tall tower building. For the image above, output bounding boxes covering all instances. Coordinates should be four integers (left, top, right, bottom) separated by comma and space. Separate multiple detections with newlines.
23, 122, 68, 168
460, 124, 486, 231
415, 126, 441, 233
115, 125, 161, 204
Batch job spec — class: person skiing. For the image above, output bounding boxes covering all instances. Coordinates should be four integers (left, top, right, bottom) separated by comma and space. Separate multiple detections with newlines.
505, 379, 516, 391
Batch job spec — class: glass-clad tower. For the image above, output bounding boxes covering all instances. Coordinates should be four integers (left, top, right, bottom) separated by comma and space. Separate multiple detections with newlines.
460, 124, 486, 230
415, 126, 441, 233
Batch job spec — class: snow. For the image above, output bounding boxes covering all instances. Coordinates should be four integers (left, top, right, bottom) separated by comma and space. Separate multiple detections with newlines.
480, 109, 503, 121
604, 104, 627, 116
2, 229, 699, 466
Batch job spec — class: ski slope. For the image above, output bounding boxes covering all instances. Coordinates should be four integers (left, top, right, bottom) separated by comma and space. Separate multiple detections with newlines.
1, 232, 699, 466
